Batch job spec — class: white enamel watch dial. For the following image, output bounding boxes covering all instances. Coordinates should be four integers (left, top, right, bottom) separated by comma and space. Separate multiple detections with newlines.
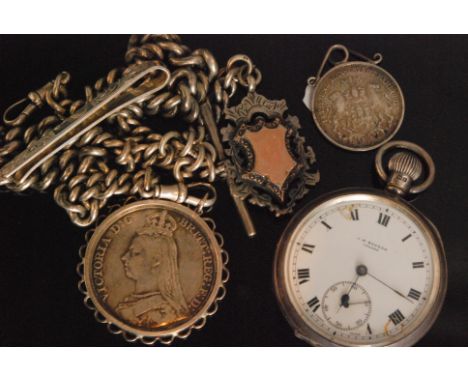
274, 191, 447, 347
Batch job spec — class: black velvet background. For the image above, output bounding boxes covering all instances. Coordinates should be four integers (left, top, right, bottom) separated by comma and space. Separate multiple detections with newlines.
0, 35, 466, 346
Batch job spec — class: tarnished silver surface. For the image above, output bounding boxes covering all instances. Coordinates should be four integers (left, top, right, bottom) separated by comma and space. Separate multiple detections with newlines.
0, 64, 170, 186
308, 45, 404, 151
312, 62, 404, 151
0, 35, 319, 233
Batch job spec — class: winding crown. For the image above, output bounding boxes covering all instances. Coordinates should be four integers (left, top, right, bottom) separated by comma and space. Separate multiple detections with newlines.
386, 151, 423, 196
388, 151, 423, 181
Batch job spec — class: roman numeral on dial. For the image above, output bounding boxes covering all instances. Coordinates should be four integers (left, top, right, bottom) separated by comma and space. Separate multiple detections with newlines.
350, 209, 359, 221
377, 213, 391, 227
297, 268, 310, 284
402, 234, 412, 242
408, 288, 422, 301
321, 221, 332, 230
388, 309, 405, 325
307, 296, 320, 313
301, 243, 315, 254
412, 261, 425, 269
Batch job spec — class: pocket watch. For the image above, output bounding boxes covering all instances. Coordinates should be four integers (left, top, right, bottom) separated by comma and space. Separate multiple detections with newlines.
274, 141, 447, 346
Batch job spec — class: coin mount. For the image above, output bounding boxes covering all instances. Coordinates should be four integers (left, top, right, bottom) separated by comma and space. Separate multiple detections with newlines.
77, 199, 228, 345
309, 46, 405, 152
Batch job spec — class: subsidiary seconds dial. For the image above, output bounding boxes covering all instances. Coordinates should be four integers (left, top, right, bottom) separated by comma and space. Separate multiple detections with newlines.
322, 281, 372, 331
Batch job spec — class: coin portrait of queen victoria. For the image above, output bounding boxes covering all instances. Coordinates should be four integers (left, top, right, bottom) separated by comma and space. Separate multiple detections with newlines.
116, 210, 189, 328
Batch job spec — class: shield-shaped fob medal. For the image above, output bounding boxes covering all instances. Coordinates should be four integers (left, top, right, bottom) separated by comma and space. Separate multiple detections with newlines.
221, 92, 320, 217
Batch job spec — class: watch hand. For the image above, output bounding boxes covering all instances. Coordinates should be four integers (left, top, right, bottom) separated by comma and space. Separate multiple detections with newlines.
337, 274, 359, 313
367, 272, 414, 304
345, 274, 360, 298
347, 300, 371, 306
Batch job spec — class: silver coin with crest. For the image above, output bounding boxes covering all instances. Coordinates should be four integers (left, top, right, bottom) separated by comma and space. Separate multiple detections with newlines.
309, 45, 405, 151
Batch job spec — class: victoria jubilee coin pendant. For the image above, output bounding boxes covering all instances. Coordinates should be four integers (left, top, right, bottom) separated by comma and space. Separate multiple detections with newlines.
0, 35, 320, 344
274, 141, 447, 346
305, 44, 405, 151
78, 200, 227, 345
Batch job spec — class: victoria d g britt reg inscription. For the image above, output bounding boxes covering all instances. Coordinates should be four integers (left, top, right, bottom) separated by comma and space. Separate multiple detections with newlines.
83, 200, 223, 339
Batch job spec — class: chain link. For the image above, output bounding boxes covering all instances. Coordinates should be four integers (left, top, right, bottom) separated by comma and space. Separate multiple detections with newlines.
0, 34, 261, 226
